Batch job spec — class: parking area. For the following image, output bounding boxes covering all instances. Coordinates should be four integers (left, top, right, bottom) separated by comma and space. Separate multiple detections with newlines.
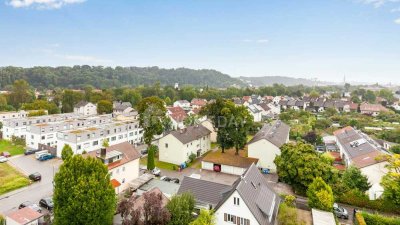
0, 154, 62, 214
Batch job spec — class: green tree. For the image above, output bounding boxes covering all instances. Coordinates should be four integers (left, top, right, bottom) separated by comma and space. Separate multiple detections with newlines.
309, 90, 320, 98
184, 114, 198, 127
8, 79, 34, 109
390, 145, 400, 154
61, 144, 73, 161
102, 139, 109, 147
381, 154, 400, 206
190, 210, 215, 225
307, 177, 334, 211
97, 100, 113, 114
364, 90, 376, 103
22, 99, 60, 114
137, 97, 167, 146
274, 143, 338, 194
147, 145, 156, 170
53, 155, 116, 225
61, 89, 84, 113
0, 94, 9, 111
121, 89, 142, 107
167, 193, 195, 225
342, 166, 371, 192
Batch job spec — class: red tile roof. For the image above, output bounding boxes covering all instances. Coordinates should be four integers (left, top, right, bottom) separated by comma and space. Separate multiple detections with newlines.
191, 98, 207, 107
7, 207, 42, 224
168, 106, 187, 122
111, 179, 121, 188
360, 103, 388, 113
333, 126, 353, 136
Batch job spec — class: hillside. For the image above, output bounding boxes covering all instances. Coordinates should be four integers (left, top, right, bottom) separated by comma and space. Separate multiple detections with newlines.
0, 66, 245, 89
239, 76, 334, 87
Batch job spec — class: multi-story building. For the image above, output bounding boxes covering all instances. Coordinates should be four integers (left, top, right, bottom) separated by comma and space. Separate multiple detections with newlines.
2, 113, 79, 140
25, 114, 113, 149
56, 118, 143, 157
0, 110, 29, 123
74, 101, 97, 116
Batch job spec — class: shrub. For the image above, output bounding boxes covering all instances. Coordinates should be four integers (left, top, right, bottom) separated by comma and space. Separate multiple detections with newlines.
277, 203, 298, 225
0, 214, 5, 225
188, 153, 196, 163
362, 212, 400, 225
355, 213, 366, 225
284, 195, 296, 207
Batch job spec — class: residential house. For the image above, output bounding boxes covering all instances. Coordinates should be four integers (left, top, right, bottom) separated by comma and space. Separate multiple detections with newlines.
113, 101, 137, 117
85, 142, 140, 194
200, 119, 217, 142
0, 110, 29, 123
177, 176, 231, 209
247, 120, 290, 172
214, 164, 281, 225
74, 101, 97, 116
247, 104, 263, 122
173, 100, 191, 110
167, 106, 188, 130
6, 207, 44, 225
360, 103, 389, 116
158, 125, 211, 165
129, 187, 169, 221
191, 98, 207, 109
334, 126, 389, 200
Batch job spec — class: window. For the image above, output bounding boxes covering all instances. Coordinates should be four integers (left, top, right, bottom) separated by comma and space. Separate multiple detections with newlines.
234, 197, 240, 206
41, 136, 45, 140
165, 143, 168, 148
93, 141, 98, 146
77, 145, 81, 150
122, 167, 125, 172
224, 214, 249, 225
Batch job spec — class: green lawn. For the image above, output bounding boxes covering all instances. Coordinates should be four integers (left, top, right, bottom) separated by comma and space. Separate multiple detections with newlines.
140, 155, 177, 170
0, 140, 25, 156
0, 163, 30, 195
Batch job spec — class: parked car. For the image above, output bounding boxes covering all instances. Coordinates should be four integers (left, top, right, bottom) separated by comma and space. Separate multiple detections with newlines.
1, 151, 11, 158
25, 149, 40, 155
29, 172, 42, 181
39, 197, 54, 210
0, 156, 8, 163
38, 153, 54, 161
170, 178, 180, 184
151, 167, 161, 177
18, 201, 42, 213
333, 203, 349, 219
140, 149, 148, 155
160, 176, 172, 182
35, 150, 49, 159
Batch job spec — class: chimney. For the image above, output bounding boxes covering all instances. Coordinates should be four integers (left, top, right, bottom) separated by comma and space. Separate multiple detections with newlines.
100, 147, 106, 157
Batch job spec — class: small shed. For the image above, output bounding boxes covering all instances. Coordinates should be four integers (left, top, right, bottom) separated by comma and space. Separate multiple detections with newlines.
312, 209, 336, 225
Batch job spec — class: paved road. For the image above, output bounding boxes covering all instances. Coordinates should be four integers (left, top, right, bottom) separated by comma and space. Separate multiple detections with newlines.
0, 155, 62, 214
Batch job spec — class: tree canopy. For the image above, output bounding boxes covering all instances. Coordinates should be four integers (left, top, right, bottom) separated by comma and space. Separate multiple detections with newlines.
307, 177, 334, 211
53, 155, 116, 225
166, 193, 195, 225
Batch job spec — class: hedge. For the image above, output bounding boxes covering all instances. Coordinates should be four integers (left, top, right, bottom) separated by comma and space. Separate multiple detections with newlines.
337, 190, 400, 214
355, 213, 366, 225
362, 212, 400, 225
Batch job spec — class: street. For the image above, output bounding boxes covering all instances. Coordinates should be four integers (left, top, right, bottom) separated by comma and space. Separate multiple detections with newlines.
0, 155, 62, 214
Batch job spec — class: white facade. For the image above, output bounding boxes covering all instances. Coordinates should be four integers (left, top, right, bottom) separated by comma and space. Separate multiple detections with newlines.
74, 102, 97, 116
56, 121, 143, 157
0, 110, 29, 123
215, 190, 258, 225
202, 161, 247, 176
173, 100, 190, 109
158, 131, 211, 165
248, 139, 282, 172
360, 162, 388, 200
110, 158, 140, 194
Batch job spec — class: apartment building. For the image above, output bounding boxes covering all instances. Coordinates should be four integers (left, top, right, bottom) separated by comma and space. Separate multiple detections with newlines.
56, 118, 143, 157
25, 114, 113, 149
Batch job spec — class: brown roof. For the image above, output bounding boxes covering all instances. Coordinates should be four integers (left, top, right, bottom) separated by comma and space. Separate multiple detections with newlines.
351, 150, 386, 168
7, 207, 43, 224
169, 125, 211, 144
131, 187, 169, 212
191, 98, 207, 107
360, 103, 388, 113
85, 142, 141, 170
167, 106, 185, 114
168, 106, 188, 122
202, 149, 258, 168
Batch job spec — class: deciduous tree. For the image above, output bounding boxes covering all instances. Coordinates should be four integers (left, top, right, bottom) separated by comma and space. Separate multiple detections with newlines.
53, 155, 116, 225
61, 144, 73, 161
190, 210, 215, 225
381, 154, 400, 206
307, 177, 334, 211
97, 100, 113, 114
342, 166, 371, 193
167, 193, 195, 225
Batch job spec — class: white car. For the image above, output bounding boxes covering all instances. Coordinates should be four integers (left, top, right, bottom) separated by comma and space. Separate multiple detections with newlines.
0, 156, 8, 163
151, 167, 161, 177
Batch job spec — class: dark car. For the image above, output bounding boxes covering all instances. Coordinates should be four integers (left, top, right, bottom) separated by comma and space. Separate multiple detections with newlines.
38, 153, 54, 161
29, 172, 42, 181
170, 178, 180, 184
24, 149, 39, 155
141, 149, 148, 155
19, 201, 42, 213
1, 151, 11, 158
39, 197, 54, 210
160, 176, 172, 182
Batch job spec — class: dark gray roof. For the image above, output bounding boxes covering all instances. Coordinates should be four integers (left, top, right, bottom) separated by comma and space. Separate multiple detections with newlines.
335, 128, 378, 159
278, 100, 288, 106
114, 102, 132, 111
215, 164, 280, 225
248, 120, 290, 147
75, 100, 90, 108
295, 100, 305, 107
177, 176, 231, 207
314, 98, 325, 107
287, 99, 297, 106
169, 125, 211, 144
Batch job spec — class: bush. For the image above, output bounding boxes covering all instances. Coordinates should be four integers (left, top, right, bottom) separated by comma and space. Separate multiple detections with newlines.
188, 153, 196, 163
337, 190, 400, 214
362, 212, 400, 225
11, 135, 25, 146
0, 214, 5, 225
355, 213, 366, 225
277, 203, 305, 225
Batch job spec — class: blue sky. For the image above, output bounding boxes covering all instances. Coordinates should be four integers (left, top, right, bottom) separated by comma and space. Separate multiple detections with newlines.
1, 0, 400, 83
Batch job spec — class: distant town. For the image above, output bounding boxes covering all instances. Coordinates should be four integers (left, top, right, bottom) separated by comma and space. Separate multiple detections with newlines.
0, 79, 399, 225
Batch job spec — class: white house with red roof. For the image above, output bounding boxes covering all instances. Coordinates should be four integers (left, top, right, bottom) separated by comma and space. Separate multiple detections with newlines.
360, 103, 389, 116
191, 98, 207, 109
6, 207, 43, 225
167, 106, 188, 130
85, 142, 141, 194
173, 100, 191, 110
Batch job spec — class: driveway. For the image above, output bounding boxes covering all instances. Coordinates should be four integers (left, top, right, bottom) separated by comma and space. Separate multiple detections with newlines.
0, 155, 62, 214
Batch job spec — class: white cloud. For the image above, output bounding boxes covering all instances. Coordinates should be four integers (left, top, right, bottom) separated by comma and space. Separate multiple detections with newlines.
359, 0, 400, 8
55, 54, 112, 63
7, 0, 86, 9
395, 18, 400, 23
